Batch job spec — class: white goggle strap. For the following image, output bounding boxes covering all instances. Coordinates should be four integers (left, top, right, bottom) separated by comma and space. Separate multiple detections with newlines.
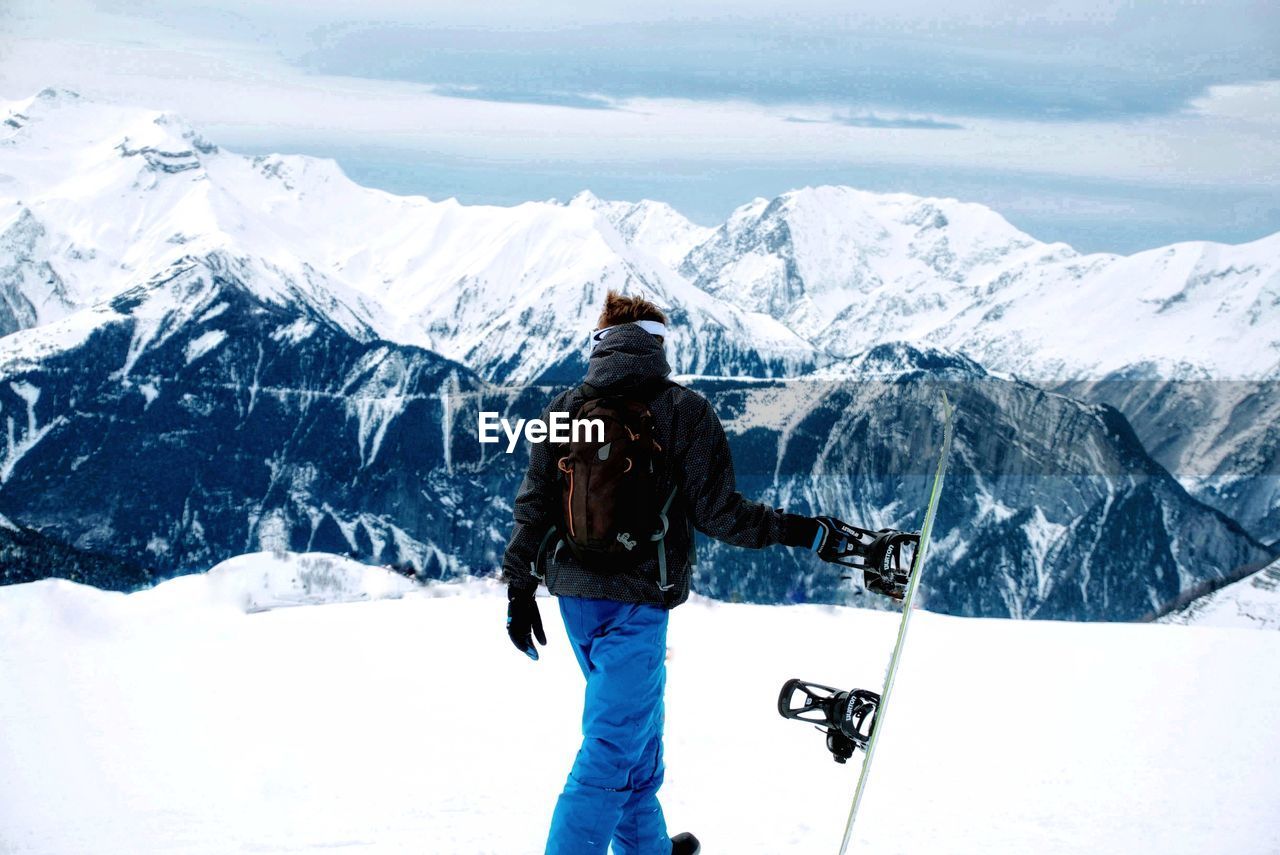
591, 321, 668, 349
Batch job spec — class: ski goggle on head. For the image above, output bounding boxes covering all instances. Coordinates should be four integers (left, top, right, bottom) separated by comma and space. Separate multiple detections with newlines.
590, 320, 668, 352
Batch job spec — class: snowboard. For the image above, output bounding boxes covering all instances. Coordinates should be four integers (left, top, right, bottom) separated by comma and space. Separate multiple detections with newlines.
839, 390, 955, 853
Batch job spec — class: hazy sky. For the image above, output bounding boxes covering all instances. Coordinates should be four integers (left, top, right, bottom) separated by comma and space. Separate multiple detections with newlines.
2, 0, 1278, 253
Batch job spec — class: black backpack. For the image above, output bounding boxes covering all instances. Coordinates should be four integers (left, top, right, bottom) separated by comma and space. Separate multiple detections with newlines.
547, 379, 678, 589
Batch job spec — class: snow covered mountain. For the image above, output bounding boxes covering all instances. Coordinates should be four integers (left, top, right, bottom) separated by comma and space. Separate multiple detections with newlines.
1, 88, 1276, 611
3, 257, 1265, 618
1061, 376, 1280, 548
1160, 557, 1280, 630
7, 89, 1274, 388
683, 347, 1271, 620
0, 251, 513, 573
2, 562, 1278, 853
666, 185, 1280, 539
0, 513, 150, 590
672, 184, 1280, 382
681, 187, 1048, 357
566, 190, 715, 269
0, 88, 814, 385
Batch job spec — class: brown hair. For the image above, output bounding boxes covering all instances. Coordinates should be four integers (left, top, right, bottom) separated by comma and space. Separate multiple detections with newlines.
596, 290, 667, 330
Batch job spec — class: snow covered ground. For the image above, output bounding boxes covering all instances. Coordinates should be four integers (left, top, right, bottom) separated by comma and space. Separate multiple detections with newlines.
144, 552, 424, 613
1, 555, 1278, 854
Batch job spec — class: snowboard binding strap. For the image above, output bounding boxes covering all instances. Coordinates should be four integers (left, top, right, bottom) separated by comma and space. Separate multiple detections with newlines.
821, 522, 920, 601
778, 679, 881, 764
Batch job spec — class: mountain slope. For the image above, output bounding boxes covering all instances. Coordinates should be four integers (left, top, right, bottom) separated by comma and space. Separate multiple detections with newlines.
671, 184, 1280, 382
0, 514, 152, 590
4, 251, 1268, 618
665, 185, 1280, 539
0, 252, 508, 572
6, 90, 1274, 388
1, 88, 1276, 598
567, 190, 715, 269
1058, 375, 1280, 545
0, 89, 816, 385
679, 346, 1274, 619
1159, 558, 1280, 630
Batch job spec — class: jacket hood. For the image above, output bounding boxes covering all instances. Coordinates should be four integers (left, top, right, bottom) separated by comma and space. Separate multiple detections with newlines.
584, 323, 671, 391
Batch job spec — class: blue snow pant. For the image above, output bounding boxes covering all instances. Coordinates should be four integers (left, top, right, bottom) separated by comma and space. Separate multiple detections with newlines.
545, 596, 670, 855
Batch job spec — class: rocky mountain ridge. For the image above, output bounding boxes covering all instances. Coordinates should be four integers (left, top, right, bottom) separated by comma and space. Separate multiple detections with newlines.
1, 89, 1275, 615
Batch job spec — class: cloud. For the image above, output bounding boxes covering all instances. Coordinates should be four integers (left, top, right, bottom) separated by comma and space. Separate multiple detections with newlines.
430, 86, 618, 111
279, 2, 1280, 122
3, 30, 1276, 189
1186, 80, 1280, 126
1, 0, 1277, 252
8, 1, 1280, 124
786, 113, 963, 130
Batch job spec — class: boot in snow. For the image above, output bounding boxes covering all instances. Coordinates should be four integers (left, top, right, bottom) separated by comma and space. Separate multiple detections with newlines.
671, 832, 701, 854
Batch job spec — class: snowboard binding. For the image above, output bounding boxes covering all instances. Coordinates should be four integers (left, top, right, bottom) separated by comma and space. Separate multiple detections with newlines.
778, 679, 881, 764
815, 518, 920, 601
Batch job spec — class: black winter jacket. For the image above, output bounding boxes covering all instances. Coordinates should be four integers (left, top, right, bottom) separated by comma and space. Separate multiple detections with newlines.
501, 324, 794, 608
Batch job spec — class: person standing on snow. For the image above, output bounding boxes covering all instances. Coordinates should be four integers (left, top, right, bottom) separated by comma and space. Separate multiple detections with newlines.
502, 291, 873, 855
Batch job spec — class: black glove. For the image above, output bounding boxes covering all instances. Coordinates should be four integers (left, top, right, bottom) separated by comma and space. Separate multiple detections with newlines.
506, 586, 547, 661
780, 512, 820, 547
781, 513, 862, 563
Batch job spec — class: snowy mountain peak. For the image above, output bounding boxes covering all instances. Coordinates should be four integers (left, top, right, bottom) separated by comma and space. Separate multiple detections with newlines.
3, 91, 217, 200
0, 90, 820, 383
567, 189, 602, 206
35, 87, 81, 103
846, 341, 990, 378
2, 90, 71, 135
569, 191, 714, 268
2, 88, 1277, 392
7, 87, 82, 116
5, 89, 170, 148
249, 152, 353, 194
736, 184, 1041, 275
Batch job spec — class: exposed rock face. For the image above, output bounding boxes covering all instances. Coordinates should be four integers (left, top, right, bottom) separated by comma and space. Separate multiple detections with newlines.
0, 514, 151, 590
675, 349, 1273, 620
7, 268, 1268, 622
0, 208, 68, 335
1061, 376, 1280, 545
0, 254, 524, 575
